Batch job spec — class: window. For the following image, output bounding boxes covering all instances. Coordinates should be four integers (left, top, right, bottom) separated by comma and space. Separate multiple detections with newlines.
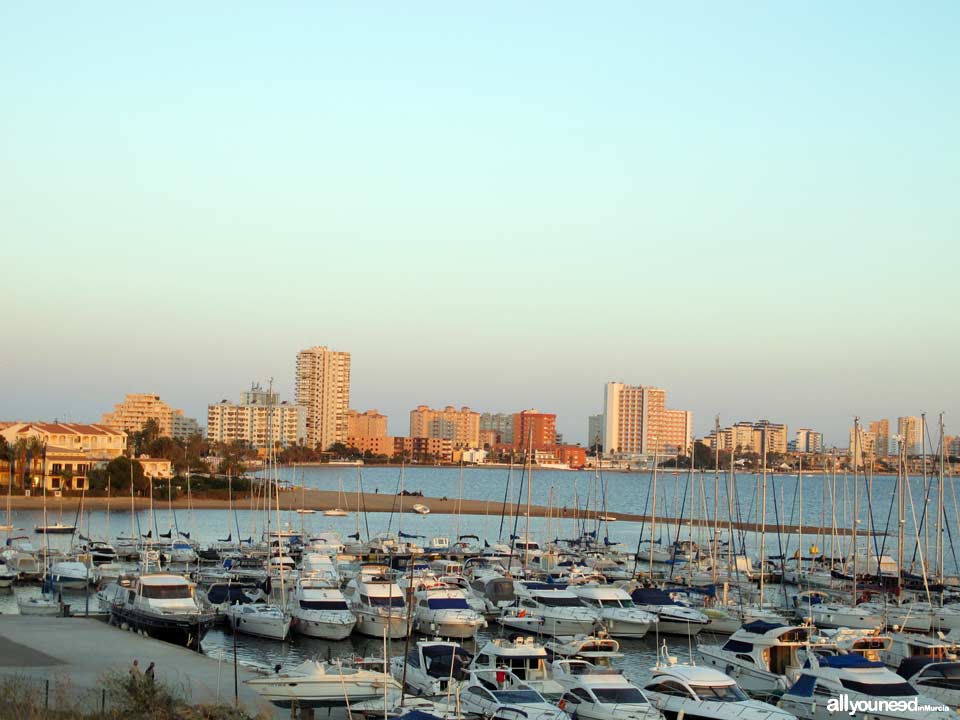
538, 595, 584, 607
141, 584, 192, 599
493, 690, 543, 704
299, 600, 349, 610
467, 686, 492, 701
427, 598, 470, 610
572, 688, 593, 702
690, 684, 747, 702
593, 688, 646, 704
838, 679, 917, 697
649, 681, 691, 698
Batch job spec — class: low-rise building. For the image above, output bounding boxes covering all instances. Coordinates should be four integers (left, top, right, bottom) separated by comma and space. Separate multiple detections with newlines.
345, 435, 395, 457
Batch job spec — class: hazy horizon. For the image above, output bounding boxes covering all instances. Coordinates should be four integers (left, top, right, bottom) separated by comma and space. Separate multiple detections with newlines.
3, 4, 957, 447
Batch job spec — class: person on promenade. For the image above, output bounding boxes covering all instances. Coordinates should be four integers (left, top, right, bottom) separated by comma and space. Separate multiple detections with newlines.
145, 662, 155, 683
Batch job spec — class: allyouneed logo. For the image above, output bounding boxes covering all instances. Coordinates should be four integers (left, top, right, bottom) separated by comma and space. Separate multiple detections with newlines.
826, 695, 949, 716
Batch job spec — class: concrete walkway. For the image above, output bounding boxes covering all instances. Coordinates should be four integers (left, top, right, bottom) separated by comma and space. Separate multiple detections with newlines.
0, 616, 278, 717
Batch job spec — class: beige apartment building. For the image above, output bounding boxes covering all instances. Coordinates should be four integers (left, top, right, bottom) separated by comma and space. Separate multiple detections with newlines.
409, 405, 480, 448
102, 393, 198, 439
705, 420, 788, 456
867, 419, 890, 457
207, 387, 306, 449
346, 410, 388, 438
897, 416, 923, 456
602, 383, 692, 456
295, 346, 351, 450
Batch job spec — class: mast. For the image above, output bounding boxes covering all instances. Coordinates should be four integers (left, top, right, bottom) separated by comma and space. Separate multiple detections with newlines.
938, 413, 946, 584
712, 416, 721, 585
797, 455, 803, 582
852, 417, 860, 603
524, 429, 533, 572
759, 439, 768, 606
649, 439, 659, 578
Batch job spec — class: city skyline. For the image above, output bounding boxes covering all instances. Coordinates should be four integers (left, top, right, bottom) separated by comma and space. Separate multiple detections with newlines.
3, 4, 957, 444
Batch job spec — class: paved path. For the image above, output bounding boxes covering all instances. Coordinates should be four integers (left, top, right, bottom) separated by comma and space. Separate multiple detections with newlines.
0, 616, 278, 717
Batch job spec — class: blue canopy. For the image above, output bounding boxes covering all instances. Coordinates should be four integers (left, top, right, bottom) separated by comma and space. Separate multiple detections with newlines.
787, 674, 816, 697
631, 588, 678, 605
819, 655, 884, 669
742, 620, 786, 634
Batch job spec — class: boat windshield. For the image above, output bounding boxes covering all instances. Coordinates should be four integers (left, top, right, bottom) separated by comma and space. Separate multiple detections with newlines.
493, 690, 543, 704
599, 599, 633, 609
366, 595, 405, 608
838, 679, 918, 697
428, 598, 470, 610
593, 687, 647, 704
691, 684, 748, 702
300, 600, 349, 610
538, 595, 584, 607
140, 584, 192, 599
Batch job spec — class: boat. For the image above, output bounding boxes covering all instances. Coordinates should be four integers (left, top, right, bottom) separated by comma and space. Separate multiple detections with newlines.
570, 585, 658, 638
34, 522, 76, 535
879, 631, 960, 670
411, 583, 486, 639
344, 564, 409, 638
0, 559, 17, 588
551, 659, 662, 720
900, 660, 960, 709
323, 478, 350, 516
412, 504, 431, 515
642, 662, 794, 720
471, 636, 564, 697
778, 653, 948, 719
324, 509, 349, 517
108, 572, 216, 649
289, 573, 356, 640
246, 660, 401, 708
46, 560, 92, 589
599, 516, 617, 522
459, 669, 566, 720
167, 540, 198, 564
295, 508, 317, 515
544, 635, 624, 669
626, 587, 710, 636
225, 602, 291, 641
17, 591, 61, 616
389, 640, 472, 697
499, 582, 600, 637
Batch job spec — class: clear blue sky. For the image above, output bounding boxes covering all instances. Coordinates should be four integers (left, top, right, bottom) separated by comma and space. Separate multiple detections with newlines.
2, 3, 957, 446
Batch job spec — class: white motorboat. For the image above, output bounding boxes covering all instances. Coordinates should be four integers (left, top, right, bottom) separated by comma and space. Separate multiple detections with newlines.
500, 582, 600, 637
389, 640, 472, 697
46, 560, 92, 589
168, 540, 198, 564
642, 663, 794, 720
17, 591, 61, 616
289, 574, 355, 640
880, 631, 960, 671
246, 660, 401, 708
412, 504, 430, 515
472, 636, 564, 697
3, 550, 41, 581
324, 509, 348, 517
411, 583, 486, 639
544, 635, 624, 669
34, 522, 76, 535
626, 587, 710, 636
902, 661, 960, 709
778, 653, 949, 720
0, 559, 17, 587
571, 585, 658, 638
791, 592, 883, 630
225, 602, 291, 640
697, 620, 824, 696
551, 659, 662, 720
108, 573, 215, 648
344, 564, 409, 638
459, 669, 566, 720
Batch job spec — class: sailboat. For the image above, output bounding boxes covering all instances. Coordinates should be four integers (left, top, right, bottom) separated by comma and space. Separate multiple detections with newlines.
294, 464, 317, 514
323, 477, 349, 516
19, 451, 61, 616
0, 454, 13, 532
34, 479, 76, 534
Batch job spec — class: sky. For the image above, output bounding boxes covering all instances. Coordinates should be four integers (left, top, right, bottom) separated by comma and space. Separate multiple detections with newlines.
2, 3, 958, 446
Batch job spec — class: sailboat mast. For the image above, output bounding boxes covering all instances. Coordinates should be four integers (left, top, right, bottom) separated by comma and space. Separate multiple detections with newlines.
759, 441, 768, 606
938, 413, 946, 583
649, 441, 659, 579
852, 417, 860, 603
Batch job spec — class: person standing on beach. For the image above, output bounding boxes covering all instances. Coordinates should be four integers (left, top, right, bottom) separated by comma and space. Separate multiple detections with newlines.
145, 662, 155, 683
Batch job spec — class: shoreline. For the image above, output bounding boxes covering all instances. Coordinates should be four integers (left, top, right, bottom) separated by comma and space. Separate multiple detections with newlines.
4, 491, 871, 537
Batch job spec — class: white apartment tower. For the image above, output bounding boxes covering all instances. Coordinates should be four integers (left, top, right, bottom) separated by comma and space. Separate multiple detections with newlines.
296, 346, 351, 450
602, 382, 692, 456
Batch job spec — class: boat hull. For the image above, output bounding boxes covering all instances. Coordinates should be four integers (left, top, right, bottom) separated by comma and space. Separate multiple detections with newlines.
110, 606, 214, 649
291, 614, 356, 640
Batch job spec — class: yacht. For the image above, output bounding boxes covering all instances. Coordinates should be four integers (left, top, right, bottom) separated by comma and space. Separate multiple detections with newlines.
411, 584, 486, 639
472, 636, 564, 697
500, 582, 600, 637
901, 660, 960, 710
167, 540, 198, 564
642, 664, 795, 720
344, 564, 409, 638
545, 635, 624, 669
800, 600, 884, 630
697, 620, 823, 696
289, 574, 356, 640
626, 587, 710, 636
108, 573, 215, 648
246, 660, 401, 708
80, 540, 117, 564
778, 653, 949, 719
551, 659, 662, 720
46, 560, 92, 589
459, 669, 566, 720
225, 602, 291, 640
571, 585, 658, 638
880, 631, 960, 670
389, 640, 472, 697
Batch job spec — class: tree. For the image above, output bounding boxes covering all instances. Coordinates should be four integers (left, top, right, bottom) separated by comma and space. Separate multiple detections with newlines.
88, 456, 148, 494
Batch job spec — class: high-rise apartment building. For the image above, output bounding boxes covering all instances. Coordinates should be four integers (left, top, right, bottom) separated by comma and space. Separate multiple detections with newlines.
295, 346, 351, 450
587, 414, 603, 449
602, 383, 692, 456
409, 406, 480, 448
512, 410, 557, 451
207, 384, 305, 449
705, 420, 788, 456
102, 393, 198, 439
795, 428, 823, 454
345, 410, 388, 438
480, 413, 514, 445
897, 416, 923, 456
849, 424, 877, 468
868, 420, 890, 457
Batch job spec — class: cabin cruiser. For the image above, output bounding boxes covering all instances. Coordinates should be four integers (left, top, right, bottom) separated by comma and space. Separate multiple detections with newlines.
545, 635, 623, 669
572, 585, 658, 638
46, 560, 92, 589
642, 664, 794, 720
471, 573, 517, 613
344, 564, 409, 638
289, 574, 355, 640
697, 620, 823, 695
411, 584, 486, 638
500, 582, 600, 637
900, 660, 960, 709
702, 604, 785, 635
167, 540, 198, 564
80, 540, 117, 564
225, 601, 291, 640
778, 653, 949, 720
880, 631, 960, 670
434, 573, 490, 615
0, 558, 17, 587
626, 587, 709, 636
3, 549, 41, 580
246, 659, 401, 708
552, 659, 662, 720
459, 669, 565, 720
795, 597, 884, 631
472, 636, 564, 697
389, 640, 472, 697
204, 580, 266, 615
108, 573, 215, 648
